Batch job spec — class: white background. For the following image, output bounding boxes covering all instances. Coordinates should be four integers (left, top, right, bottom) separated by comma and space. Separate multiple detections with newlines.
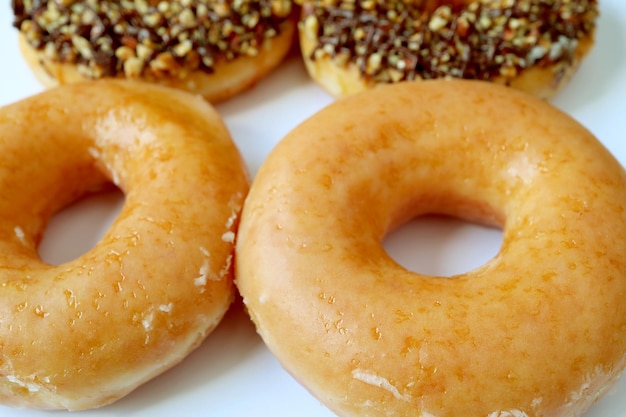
1, 1, 625, 416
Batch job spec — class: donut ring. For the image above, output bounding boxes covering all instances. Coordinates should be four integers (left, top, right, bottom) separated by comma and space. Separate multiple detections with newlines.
0, 81, 249, 410
297, 0, 598, 99
12, 0, 296, 103
235, 80, 626, 416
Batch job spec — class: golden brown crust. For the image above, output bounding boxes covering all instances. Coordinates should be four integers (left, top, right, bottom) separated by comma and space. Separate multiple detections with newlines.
235, 80, 626, 417
0, 81, 249, 410
17, 19, 295, 103
297, 0, 597, 99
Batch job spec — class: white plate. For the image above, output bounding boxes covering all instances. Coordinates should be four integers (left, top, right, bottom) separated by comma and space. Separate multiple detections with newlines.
1, 2, 625, 416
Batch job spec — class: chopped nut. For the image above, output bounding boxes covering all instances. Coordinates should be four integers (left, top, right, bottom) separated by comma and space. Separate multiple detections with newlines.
143, 12, 162, 27
499, 65, 518, 78
366, 52, 382, 74
178, 9, 195, 28
302, 14, 319, 35
173, 39, 193, 57
44, 41, 58, 59
136, 44, 154, 61
71, 35, 93, 59
478, 15, 492, 30
115, 46, 135, 61
124, 57, 145, 77
429, 15, 448, 32
270, 0, 291, 16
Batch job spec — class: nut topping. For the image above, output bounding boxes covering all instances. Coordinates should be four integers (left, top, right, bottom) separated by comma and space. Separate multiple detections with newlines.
12, 0, 294, 79
297, 0, 598, 84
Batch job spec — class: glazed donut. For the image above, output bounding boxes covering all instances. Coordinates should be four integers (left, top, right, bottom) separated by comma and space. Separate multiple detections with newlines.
12, 0, 295, 103
0, 80, 249, 410
297, 0, 598, 99
235, 80, 626, 417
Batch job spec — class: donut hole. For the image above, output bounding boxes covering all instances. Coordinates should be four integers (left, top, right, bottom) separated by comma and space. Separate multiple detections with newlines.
382, 214, 503, 277
38, 186, 125, 265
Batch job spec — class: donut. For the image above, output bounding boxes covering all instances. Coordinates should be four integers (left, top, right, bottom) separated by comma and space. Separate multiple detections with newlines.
0, 80, 249, 410
235, 80, 626, 417
296, 0, 598, 99
12, 0, 296, 103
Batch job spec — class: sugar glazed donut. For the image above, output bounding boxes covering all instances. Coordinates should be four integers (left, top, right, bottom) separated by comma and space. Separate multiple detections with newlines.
12, 0, 295, 102
236, 80, 626, 417
297, 0, 598, 99
0, 81, 249, 410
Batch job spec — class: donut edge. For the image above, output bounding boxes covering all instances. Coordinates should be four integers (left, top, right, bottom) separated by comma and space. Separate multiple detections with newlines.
17, 17, 297, 103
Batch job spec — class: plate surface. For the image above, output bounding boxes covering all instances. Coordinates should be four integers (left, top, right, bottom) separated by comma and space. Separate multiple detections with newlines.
1, 2, 626, 416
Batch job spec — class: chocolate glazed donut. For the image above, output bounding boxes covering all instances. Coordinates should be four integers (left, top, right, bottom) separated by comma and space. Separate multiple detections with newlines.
12, 0, 296, 102
297, 0, 598, 98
